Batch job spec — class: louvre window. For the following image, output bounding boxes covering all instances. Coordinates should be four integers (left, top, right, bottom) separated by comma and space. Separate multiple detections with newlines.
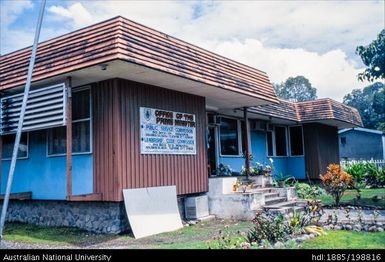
0, 83, 66, 134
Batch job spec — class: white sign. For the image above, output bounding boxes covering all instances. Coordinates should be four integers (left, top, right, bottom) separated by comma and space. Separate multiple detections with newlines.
140, 107, 196, 154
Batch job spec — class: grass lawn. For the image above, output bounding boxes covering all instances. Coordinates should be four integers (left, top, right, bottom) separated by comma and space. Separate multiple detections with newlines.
319, 188, 385, 208
301, 230, 385, 249
2, 220, 252, 249
3, 221, 385, 249
2, 223, 117, 247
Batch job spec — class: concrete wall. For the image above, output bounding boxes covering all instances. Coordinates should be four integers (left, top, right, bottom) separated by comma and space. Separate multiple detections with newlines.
1, 130, 93, 199
339, 130, 384, 160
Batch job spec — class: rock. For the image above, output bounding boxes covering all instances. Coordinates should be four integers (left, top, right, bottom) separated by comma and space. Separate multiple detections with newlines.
334, 225, 342, 230
376, 222, 383, 227
111, 225, 119, 233
377, 227, 384, 232
369, 226, 377, 232
274, 241, 285, 248
353, 225, 362, 231
295, 236, 305, 242
345, 225, 353, 230
302, 234, 310, 240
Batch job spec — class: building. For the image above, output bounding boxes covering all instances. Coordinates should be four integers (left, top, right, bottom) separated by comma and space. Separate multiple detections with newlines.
0, 16, 362, 233
339, 128, 385, 160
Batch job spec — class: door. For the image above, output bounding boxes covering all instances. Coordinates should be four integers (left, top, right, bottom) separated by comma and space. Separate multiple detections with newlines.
207, 126, 218, 176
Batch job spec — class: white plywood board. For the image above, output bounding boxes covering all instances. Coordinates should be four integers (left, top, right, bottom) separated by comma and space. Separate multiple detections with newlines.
123, 186, 183, 239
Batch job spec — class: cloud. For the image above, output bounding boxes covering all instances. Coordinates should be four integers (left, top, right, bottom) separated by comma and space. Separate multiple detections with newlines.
0, 0, 32, 27
48, 2, 92, 27
179, 1, 383, 61
206, 39, 369, 101
0, 0, 33, 54
47, 0, 196, 35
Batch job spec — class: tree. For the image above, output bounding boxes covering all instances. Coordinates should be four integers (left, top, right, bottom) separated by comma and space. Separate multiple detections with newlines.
273, 76, 317, 102
343, 82, 385, 130
356, 29, 385, 82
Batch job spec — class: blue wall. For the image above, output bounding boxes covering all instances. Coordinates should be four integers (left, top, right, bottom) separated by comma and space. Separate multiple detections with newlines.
339, 130, 384, 160
1, 130, 93, 200
272, 156, 305, 179
217, 130, 306, 179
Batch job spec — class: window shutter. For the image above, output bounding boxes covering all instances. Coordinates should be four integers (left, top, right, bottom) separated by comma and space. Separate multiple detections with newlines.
0, 83, 66, 134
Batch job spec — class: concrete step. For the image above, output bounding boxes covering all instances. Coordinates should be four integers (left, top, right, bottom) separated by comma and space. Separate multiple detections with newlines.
243, 187, 278, 194
266, 205, 305, 215
264, 199, 307, 215
264, 192, 280, 199
264, 197, 287, 206
264, 200, 298, 209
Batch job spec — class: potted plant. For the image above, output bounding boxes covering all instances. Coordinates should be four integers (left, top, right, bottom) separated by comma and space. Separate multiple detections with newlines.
232, 179, 242, 191
217, 163, 233, 177
274, 172, 296, 187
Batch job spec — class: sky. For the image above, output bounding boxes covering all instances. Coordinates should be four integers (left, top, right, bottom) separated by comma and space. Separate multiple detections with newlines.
0, 0, 384, 101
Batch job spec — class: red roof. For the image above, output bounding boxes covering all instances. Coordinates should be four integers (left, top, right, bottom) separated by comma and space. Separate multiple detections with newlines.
0, 16, 278, 104
250, 98, 363, 127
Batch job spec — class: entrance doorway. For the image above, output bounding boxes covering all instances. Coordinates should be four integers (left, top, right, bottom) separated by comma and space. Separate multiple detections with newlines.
207, 126, 218, 176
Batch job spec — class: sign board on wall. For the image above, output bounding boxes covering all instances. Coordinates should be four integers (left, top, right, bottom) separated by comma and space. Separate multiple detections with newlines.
140, 107, 196, 154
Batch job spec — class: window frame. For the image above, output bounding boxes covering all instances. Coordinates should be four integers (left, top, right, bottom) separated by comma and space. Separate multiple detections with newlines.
265, 125, 292, 158
273, 125, 289, 157
288, 125, 305, 157
218, 116, 243, 157
266, 130, 275, 157
1, 132, 30, 160
46, 86, 92, 157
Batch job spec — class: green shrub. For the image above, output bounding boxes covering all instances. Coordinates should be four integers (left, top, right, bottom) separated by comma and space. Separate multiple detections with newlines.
295, 183, 324, 199
273, 173, 297, 187
364, 164, 385, 188
246, 212, 290, 244
344, 163, 366, 185
344, 162, 385, 188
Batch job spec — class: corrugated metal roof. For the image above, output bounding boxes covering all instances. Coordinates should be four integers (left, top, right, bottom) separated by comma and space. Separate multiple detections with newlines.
0, 16, 278, 104
250, 98, 363, 126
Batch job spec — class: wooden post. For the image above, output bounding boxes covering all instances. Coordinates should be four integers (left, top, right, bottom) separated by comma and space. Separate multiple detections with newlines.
66, 77, 72, 199
243, 107, 250, 180
0, 135, 2, 193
